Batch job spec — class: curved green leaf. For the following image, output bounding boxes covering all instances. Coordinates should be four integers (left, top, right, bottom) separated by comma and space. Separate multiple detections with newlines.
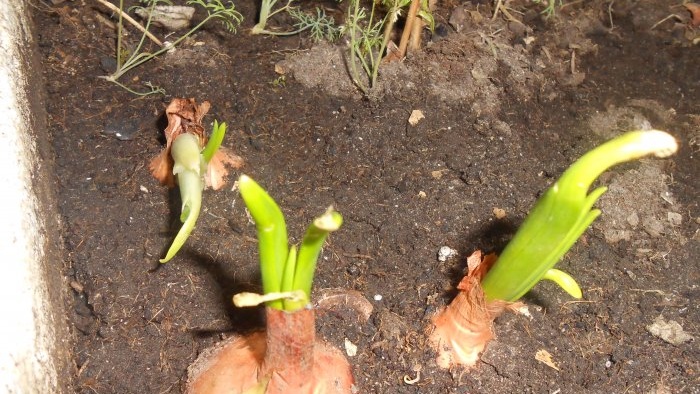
481, 130, 677, 301
238, 175, 289, 310
543, 269, 582, 299
160, 169, 202, 263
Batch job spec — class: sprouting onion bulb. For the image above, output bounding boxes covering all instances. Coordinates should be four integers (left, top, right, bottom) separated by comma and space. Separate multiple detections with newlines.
160, 121, 228, 263
480, 130, 678, 302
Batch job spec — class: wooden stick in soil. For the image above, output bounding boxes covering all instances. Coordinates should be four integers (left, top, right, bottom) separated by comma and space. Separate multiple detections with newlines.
408, 0, 436, 52
408, 17, 424, 52
95, 0, 164, 47
397, 0, 421, 58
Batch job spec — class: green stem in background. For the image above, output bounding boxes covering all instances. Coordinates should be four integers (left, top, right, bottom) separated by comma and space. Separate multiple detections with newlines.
535, 0, 562, 17
285, 208, 343, 311
109, 79, 165, 97
370, 11, 394, 88
347, 0, 395, 95
347, 0, 368, 94
238, 175, 289, 310
160, 133, 205, 263
481, 130, 678, 302
251, 0, 292, 34
115, 0, 128, 70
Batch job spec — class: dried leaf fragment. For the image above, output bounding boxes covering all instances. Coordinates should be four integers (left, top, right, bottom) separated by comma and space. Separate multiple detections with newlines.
314, 288, 373, 323
646, 315, 694, 345
206, 146, 244, 190
535, 349, 560, 370
149, 98, 209, 187
149, 149, 175, 187
493, 207, 507, 219
685, 3, 700, 27
431, 169, 447, 179
408, 109, 425, 126
274, 62, 287, 75
149, 98, 243, 190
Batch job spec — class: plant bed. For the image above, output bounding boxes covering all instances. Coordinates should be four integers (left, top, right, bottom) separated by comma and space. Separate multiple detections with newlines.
34, 0, 698, 392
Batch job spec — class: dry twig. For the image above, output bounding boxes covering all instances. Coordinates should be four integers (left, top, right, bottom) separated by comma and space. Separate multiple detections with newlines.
95, 0, 164, 47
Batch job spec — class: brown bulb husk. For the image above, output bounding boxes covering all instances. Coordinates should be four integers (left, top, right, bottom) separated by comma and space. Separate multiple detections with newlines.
149, 98, 210, 188
149, 98, 243, 190
428, 251, 523, 369
187, 307, 354, 394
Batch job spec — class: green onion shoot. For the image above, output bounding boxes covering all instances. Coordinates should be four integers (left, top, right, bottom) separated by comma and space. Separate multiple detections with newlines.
238, 175, 342, 311
481, 130, 678, 301
159, 120, 228, 263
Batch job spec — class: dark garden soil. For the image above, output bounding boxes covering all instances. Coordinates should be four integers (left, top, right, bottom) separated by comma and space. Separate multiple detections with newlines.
34, 0, 698, 392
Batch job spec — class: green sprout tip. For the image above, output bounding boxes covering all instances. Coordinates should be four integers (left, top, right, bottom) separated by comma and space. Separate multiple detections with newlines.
480, 130, 678, 302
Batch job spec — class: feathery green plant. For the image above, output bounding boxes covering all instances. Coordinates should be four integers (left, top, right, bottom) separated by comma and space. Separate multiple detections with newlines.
102, 0, 241, 96
534, 0, 562, 17
480, 130, 678, 301
287, 7, 342, 41
345, 0, 433, 95
238, 175, 342, 311
252, 0, 340, 39
346, 0, 390, 95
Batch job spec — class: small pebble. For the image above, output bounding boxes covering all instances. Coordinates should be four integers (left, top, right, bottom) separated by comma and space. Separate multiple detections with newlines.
373, 294, 383, 301
103, 118, 139, 141
437, 246, 458, 262
667, 212, 682, 226
344, 338, 358, 357
346, 264, 360, 276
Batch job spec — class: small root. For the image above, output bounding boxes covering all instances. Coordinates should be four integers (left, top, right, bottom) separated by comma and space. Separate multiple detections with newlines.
403, 371, 420, 385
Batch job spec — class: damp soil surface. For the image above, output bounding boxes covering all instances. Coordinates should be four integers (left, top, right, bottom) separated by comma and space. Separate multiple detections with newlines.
35, 0, 698, 392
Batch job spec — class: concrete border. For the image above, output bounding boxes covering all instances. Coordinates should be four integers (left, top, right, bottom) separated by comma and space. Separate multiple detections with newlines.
0, 1, 71, 392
